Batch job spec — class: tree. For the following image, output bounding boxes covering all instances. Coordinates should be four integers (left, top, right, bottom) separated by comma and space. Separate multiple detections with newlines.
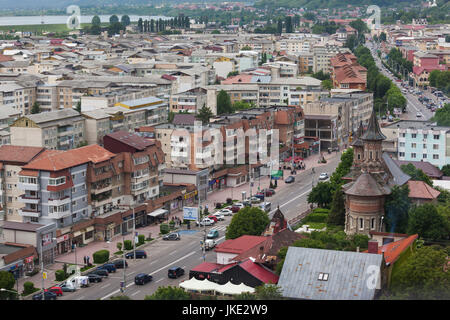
277, 19, 283, 34
150, 19, 155, 33
108, 22, 125, 36
211, 30, 220, 34
321, 79, 333, 90
144, 286, 190, 300
375, 75, 392, 99
137, 18, 143, 33
225, 207, 270, 240
31, 102, 40, 114
254, 284, 283, 300
216, 90, 233, 115
387, 246, 450, 300
75, 100, 81, 113
432, 104, 450, 126
379, 32, 386, 42
327, 188, 345, 226
384, 185, 411, 234
91, 15, 101, 27
349, 19, 368, 34
0, 271, 16, 300
285, 16, 293, 33
232, 100, 253, 111
400, 164, 433, 186
109, 15, 119, 25
345, 34, 358, 51
307, 182, 333, 208
121, 15, 131, 27
441, 164, 450, 177
241, 45, 252, 50
407, 203, 448, 241
196, 104, 213, 125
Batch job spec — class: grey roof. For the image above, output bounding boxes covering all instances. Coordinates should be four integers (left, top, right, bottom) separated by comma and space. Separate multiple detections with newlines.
278, 247, 383, 300
361, 109, 386, 141
382, 153, 411, 186
25, 109, 83, 126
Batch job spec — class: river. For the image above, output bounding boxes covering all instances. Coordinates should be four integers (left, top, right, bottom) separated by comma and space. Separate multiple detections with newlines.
0, 15, 171, 26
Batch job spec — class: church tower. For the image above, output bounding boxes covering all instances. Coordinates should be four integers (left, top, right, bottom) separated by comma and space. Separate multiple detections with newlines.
343, 109, 390, 235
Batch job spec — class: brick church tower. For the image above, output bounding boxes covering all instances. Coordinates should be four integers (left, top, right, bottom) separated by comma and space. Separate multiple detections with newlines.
342, 109, 391, 235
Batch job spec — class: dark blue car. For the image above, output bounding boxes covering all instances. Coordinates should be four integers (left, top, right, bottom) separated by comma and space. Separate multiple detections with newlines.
98, 263, 117, 273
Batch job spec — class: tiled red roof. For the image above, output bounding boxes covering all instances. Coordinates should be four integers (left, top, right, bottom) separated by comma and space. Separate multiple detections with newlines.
23, 145, 115, 172
191, 262, 223, 273
105, 130, 154, 151
407, 180, 440, 200
215, 235, 267, 254
364, 234, 418, 264
0, 145, 45, 164
238, 259, 279, 284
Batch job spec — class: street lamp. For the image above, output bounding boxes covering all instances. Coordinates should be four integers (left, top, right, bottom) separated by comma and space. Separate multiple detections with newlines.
41, 236, 57, 301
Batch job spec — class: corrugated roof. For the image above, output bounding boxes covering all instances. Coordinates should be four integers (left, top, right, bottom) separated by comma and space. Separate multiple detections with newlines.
215, 235, 267, 254
382, 153, 411, 186
278, 247, 383, 300
238, 259, 279, 284
363, 234, 418, 265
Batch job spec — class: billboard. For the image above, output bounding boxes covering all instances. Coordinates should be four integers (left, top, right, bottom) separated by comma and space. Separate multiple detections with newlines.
183, 207, 199, 221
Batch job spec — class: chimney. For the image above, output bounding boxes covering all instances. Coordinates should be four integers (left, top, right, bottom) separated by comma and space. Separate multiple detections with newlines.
368, 240, 379, 254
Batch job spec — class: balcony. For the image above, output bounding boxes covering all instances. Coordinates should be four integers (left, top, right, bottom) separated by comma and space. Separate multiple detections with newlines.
18, 182, 39, 191
171, 140, 187, 148
91, 182, 113, 195
47, 196, 70, 207
19, 195, 40, 205
18, 208, 41, 218
48, 209, 71, 220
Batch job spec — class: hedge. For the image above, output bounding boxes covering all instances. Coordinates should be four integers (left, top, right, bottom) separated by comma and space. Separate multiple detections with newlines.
93, 249, 110, 264
123, 240, 132, 251
303, 213, 329, 224
23, 281, 38, 296
312, 208, 331, 214
55, 269, 67, 281
160, 223, 169, 235
138, 235, 145, 246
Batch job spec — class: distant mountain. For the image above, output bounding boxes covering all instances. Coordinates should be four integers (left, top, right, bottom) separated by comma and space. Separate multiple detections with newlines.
254, 0, 423, 9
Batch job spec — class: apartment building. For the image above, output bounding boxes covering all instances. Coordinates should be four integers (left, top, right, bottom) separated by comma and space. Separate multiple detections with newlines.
56, 80, 114, 110
10, 109, 86, 150
0, 145, 45, 222
384, 120, 450, 169
169, 87, 209, 114
330, 53, 367, 90
114, 96, 168, 126
0, 83, 35, 115
36, 83, 58, 112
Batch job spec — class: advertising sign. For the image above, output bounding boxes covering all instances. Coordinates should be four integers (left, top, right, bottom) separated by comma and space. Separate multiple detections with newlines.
183, 207, 199, 221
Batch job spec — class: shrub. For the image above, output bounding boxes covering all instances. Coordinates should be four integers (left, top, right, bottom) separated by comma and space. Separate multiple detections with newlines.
160, 223, 169, 235
116, 242, 122, 252
23, 281, 38, 296
313, 208, 331, 214
138, 234, 145, 246
303, 213, 329, 223
123, 240, 132, 251
25, 268, 39, 277
93, 249, 110, 264
55, 269, 67, 281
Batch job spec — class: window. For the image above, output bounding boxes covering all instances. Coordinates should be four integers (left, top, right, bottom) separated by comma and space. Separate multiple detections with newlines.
433, 154, 439, 159
434, 135, 439, 140
399, 152, 405, 157
48, 177, 66, 186
411, 153, 416, 158
318, 273, 329, 281
30, 217, 39, 223
423, 134, 427, 139
401, 133, 406, 138
399, 142, 405, 147
412, 134, 417, 138
423, 154, 427, 159
19, 177, 37, 184
433, 144, 439, 150
371, 218, 375, 230
423, 144, 427, 149
359, 218, 364, 230
411, 143, 416, 148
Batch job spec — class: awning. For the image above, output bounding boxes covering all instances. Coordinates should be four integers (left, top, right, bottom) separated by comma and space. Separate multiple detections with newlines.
179, 278, 220, 292
147, 208, 168, 217
73, 231, 82, 237
86, 226, 94, 232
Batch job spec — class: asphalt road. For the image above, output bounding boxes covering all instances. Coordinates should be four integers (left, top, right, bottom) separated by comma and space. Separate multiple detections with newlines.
58, 154, 342, 300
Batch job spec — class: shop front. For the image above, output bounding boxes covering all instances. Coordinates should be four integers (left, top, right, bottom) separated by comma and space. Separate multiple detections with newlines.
56, 234, 71, 255
147, 208, 169, 224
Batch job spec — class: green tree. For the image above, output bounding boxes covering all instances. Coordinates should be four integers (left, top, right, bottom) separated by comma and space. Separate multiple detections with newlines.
441, 164, 450, 177
254, 284, 283, 300
91, 15, 101, 27
217, 90, 233, 115
110, 295, 131, 300
379, 32, 386, 42
108, 22, 125, 36
144, 286, 190, 300
321, 79, 333, 90
327, 188, 345, 226
227, 71, 239, 77
384, 184, 411, 234
241, 45, 252, 50
387, 246, 450, 300
225, 207, 270, 240
0, 271, 16, 300
31, 102, 40, 114
312, 70, 330, 80
407, 203, 448, 241
121, 15, 131, 27
75, 100, 81, 113
232, 100, 253, 111
375, 75, 392, 99
307, 182, 333, 208
137, 18, 143, 32
349, 19, 368, 34
196, 104, 213, 125
400, 164, 433, 186
277, 19, 283, 34
285, 16, 293, 33
211, 30, 220, 34
432, 104, 450, 126
109, 15, 119, 25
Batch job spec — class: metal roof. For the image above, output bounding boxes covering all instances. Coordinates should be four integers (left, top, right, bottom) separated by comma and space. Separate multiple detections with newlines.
278, 247, 383, 300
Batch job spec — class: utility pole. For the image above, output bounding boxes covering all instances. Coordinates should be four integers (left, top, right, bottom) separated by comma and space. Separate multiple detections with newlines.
41, 239, 44, 301
132, 207, 136, 262
121, 235, 126, 294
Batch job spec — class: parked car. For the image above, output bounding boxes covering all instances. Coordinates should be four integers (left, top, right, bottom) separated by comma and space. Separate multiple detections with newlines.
59, 282, 76, 292
196, 218, 214, 226
242, 199, 252, 207
98, 263, 116, 273
231, 203, 244, 213
319, 172, 329, 181
284, 176, 295, 183
48, 287, 63, 297
112, 259, 128, 269
388, 115, 394, 122
261, 189, 275, 196
163, 232, 181, 241
134, 273, 153, 285
212, 212, 225, 221
254, 193, 265, 201
416, 112, 423, 117
207, 215, 218, 223
87, 273, 103, 283
32, 291, 57, 300
218, 208, 233, 216
259, 202, 272, 212
207, 229, 219, 239
125, 250, 147, 259
203, 239, 216, 251
89, 269, 108, 277
168, 266, 185, 279
248, 196, 261, 203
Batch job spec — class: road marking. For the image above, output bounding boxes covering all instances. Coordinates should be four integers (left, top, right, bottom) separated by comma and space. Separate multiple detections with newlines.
150, 260, 158, 265
155, 278, 164, 283
100, 283, 111, 289
128, 271, 135, 275
269, 188, 312, 216
76, 296, 85, 300
168, 250, 177, 255
101, 251, 196, 300
181, 266, 186, 269
131, 290, 140, 297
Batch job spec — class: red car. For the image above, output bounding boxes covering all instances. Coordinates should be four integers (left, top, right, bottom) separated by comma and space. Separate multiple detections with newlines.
207, 216, 218, 223
48, 287, 63, 296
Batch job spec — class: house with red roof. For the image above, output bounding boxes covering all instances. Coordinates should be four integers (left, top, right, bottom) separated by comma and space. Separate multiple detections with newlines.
407, 180, 441, 205
215, 235, 267, 264
330, 52, 367, 90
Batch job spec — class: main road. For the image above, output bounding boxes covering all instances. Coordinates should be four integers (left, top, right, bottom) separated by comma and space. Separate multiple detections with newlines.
60, 154, 342, 300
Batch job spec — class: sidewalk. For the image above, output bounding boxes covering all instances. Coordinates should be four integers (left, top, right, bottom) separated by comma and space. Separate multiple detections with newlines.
18, 151, 341, 295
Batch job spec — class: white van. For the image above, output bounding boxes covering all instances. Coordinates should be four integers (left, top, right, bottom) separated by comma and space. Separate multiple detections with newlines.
259, 202, 272, 212
66, 275, 89, 289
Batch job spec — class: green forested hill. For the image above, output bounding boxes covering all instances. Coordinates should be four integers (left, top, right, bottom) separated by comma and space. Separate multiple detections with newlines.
254, 0, 422, 9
